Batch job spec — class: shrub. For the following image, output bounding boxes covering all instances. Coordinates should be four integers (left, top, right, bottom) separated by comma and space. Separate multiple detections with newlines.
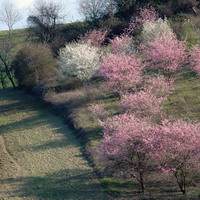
141, 18, 174, 44
13, 43, 56, 89
58, 42, 101, 81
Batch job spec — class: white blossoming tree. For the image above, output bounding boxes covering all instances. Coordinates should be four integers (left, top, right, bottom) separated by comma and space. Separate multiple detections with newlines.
58, 42, 101, 81
141, 18, 173, 44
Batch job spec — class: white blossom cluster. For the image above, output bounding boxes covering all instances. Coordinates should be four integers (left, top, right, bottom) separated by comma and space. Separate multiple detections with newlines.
58, 42, 101, 81
141, 18, 173, 44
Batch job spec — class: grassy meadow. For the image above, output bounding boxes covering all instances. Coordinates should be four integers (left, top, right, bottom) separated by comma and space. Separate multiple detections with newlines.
0, 89, 109, 200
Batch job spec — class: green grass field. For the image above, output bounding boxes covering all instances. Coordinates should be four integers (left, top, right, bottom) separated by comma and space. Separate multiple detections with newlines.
0, 88, 109, 200
164, 69, 200, 121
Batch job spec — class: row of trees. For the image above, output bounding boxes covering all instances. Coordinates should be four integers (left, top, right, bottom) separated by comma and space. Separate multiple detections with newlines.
0, 0, 67, 89
78, 0, 200, 21
54, 8, 200, 196
1, 0, 199, 197
2, 2, 200, 196
0, 1, 22, 88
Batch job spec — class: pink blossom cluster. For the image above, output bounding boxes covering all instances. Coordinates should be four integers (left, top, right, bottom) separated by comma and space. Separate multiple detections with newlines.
100, 114, 158, 159
98, 53, 143, 92
98, 114, 159, 193
141, 35, 187, 74
120, 91, 166, 118
158, 119, 200, 168
88, 103, 108, 120
144, 75, 174, 97
80, 29, 109, 47
118, 75, 173, 118
99, 114, 200, 194
126, 7, 159, 35
156, 120, 200, 194
136, 7, 159, 24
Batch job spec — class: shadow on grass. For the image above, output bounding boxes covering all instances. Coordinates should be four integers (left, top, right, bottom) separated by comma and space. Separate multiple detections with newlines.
1, 169, 107, 200
0, 89, 86, 157
0, 115, 49, 135
0, 102, 35, 115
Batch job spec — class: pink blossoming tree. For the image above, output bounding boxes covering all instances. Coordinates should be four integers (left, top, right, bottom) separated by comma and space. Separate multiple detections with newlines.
143, 75, 174, 97
80, 29, 109, 48
126, 7, 159, 35
98, 53, 143, 94
157, 120, 200, 194
98, 114, 160, 194
119, 75, 173, 120
141, 35, 187, 75
119, 91, 166, 119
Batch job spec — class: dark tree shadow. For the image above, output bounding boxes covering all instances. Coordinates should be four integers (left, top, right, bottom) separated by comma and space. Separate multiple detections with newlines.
1, 169, 108, 200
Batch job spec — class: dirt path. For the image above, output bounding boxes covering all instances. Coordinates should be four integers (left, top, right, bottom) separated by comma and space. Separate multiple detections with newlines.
0, 89, 109, 200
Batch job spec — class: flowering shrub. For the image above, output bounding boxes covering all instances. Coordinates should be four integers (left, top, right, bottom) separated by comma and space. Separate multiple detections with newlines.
141, 18, 173, 44
80, 29, 109, 48
190, 45, 200, 76
98, 53, 143, 93
58, 42, 101, 81
141, 35, 186, 74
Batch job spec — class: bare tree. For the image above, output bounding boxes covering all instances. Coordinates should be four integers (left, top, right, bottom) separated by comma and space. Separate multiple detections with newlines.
78, 0, 116, 21
33, 0, 66, 27
0, 1, 21, 32
0, 38, 16, 88
28, 0, 66, 43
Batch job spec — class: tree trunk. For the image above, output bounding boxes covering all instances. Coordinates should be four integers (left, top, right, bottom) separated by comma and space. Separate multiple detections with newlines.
174, 169, 187, 195
0, 55, 16, 88
139, 171, 145, 194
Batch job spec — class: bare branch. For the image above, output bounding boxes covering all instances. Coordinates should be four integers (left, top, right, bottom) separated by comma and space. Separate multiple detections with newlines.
0, 1, 22, 31
78, 0, 116, 21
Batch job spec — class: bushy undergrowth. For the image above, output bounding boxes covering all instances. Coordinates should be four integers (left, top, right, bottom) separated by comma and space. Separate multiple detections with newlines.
13, 43, 56, 89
